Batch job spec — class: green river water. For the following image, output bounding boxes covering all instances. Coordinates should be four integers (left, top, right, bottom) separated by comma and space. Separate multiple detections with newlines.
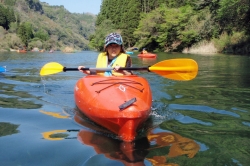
0, 51, 249, 166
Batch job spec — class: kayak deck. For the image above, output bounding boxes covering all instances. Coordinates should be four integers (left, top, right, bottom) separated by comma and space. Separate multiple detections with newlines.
74, 75, 152, 142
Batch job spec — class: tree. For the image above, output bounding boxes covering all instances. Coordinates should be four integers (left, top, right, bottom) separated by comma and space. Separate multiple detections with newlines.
3, 0, 16, 6
17, 22, 34, 46
134, 5, 196, 51
0, 5, 7, 28
0, 5, 16, 30
6, 8, 16, 23
34, 29, 49, 41
89, 19, 116, 51
216, 0, 250, 35
120, 0, 141, 47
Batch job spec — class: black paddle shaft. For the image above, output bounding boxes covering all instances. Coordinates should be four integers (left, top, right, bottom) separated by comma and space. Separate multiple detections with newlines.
63, 67, 150, 72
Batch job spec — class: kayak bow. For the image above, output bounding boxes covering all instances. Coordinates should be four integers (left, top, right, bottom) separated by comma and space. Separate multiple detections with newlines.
74, 75, 152, 142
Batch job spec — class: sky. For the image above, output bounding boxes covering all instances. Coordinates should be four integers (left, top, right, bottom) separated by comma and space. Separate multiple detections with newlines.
40, 0, 102, 15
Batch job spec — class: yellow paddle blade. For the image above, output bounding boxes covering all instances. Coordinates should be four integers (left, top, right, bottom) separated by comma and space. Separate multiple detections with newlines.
149, 59, 198, 81
40, 62, 64, 76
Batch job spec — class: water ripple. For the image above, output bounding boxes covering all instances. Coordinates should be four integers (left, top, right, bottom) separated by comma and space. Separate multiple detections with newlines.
169, 104, 240, 118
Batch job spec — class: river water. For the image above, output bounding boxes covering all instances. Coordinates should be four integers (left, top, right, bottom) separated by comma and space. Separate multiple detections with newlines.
0, 51, 249, 166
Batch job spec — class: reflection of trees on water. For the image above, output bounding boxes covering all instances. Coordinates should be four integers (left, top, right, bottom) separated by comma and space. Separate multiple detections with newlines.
42, 106, 250, 165
0, 82, 42, 109
0, 122, 19, 137
161, 117, 250, 166
40, 102, 250, 166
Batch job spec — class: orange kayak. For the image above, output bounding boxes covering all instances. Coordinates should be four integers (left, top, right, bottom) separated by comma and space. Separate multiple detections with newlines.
74, 75, 152, 142
17, 50, 27, 53
138, 53, 157, 58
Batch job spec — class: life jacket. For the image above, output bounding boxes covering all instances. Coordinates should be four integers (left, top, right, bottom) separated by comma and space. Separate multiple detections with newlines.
96, 52, 128, 76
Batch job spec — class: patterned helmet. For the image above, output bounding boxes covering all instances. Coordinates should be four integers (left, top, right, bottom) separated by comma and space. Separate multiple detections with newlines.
105, 33, 123, 47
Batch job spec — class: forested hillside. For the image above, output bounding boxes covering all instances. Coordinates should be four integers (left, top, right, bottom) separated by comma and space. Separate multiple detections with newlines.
1, 0, 249, 55
0, 0, 96, 51
91, 0, 250, 55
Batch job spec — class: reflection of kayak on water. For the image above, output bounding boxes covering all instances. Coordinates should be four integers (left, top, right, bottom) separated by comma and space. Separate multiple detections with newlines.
146, 130, 200, 165
74, 113, 200, 166
138, 57, 157, 65
41, 110, 200, 165
78, 130, 150, 165
41, 127, 200, 165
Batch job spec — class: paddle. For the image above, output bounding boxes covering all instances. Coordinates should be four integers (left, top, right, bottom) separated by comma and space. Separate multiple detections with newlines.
40, 58, 198, 81
0, 66, 6, 73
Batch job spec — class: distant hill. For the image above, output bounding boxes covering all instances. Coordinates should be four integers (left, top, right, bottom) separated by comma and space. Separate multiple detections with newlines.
0, 0, 96, 51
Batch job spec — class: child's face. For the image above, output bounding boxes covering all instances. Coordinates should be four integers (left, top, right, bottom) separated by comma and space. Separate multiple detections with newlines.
107, 44, 121, 58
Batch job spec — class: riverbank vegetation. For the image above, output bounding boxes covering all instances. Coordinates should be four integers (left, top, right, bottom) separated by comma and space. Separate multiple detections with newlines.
0, 0, 249, 55
91, 0, 250, 55
0, 0, 96, 51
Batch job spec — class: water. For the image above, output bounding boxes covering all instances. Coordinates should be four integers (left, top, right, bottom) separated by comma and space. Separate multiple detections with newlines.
0, 51, 249, 166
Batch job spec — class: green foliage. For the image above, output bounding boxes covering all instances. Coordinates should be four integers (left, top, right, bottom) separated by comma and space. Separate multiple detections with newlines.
0, 30, 23, 50
0, 4, 16, 30
120, 0, 141, 47
8, 22, 18, 33
180, 30, 199, 45
3, 0, 16, 6
0, 0, 96, 51
16, 13, 20, 25
17, 22, 34, 46
89, 19, 116, 51
213, 31, 247, 53
216, 0, 250, 34
133, 10, 161, 49
6, 33, 23, 49
42, 3, 96, 49
93, 0, 249, 54
28, 37, 43, 49
134, 5, 195, 51
96, 0, 202, 51
0, 5, 7, 27
6, 7, 16, 23
34, 29, 49, 41
1, 0, 249, 54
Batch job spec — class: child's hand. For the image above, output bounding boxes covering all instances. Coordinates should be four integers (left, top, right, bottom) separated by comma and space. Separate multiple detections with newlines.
78, 66, 89, 74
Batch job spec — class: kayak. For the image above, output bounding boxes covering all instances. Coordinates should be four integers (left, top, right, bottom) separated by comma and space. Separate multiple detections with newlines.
17, 50, 27, 53
40, 59, 198, 142
0, 66, 6, 73
126, 51, 134, 55
138, 53, 157, 58
74, 75, 152, 142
